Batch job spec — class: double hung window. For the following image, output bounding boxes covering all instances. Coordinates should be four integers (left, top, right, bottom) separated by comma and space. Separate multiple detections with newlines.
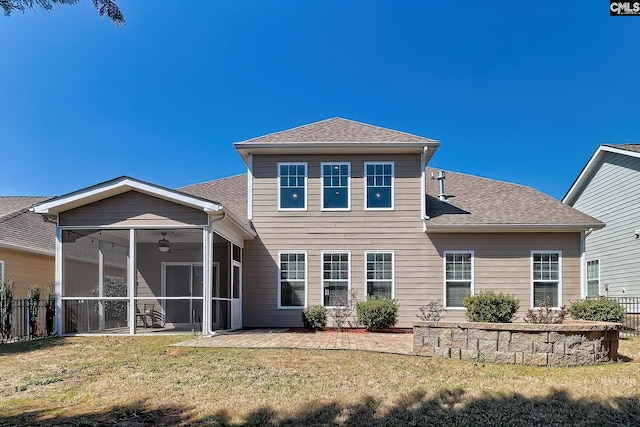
532, 251, 561, 307
365, 162, 394, 209
321, 163, 350, 210
444, 251, 473, 308
323, 252, 350, 307
278, 163, 307, 210
279, 252, 306, 308
365, 252, 394, 299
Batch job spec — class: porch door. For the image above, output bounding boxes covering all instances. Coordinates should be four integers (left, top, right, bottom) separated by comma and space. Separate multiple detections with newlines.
231, 261, 242, 329
164, 264, 202, 326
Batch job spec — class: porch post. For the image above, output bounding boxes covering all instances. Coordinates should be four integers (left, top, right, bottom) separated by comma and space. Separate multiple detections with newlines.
128, 229, 136, 334
98, 244, 105, 331
202, 227, 212, 334
55, 227, 63, 336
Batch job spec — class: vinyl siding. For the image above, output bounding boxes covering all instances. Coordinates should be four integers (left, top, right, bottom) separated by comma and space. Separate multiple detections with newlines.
572, 152, 640, 296
0, 248, 54, 298
243, 153, 582, 327
59, 191, 208, 227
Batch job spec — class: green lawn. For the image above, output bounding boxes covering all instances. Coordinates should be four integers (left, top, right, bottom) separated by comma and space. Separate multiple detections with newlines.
1, 335, 640, 426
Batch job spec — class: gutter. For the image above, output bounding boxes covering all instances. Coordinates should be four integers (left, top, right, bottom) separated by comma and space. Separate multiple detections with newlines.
423, 222, 605, 233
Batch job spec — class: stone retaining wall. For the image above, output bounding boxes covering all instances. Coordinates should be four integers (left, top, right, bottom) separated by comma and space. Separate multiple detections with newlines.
414, 321, 621, 366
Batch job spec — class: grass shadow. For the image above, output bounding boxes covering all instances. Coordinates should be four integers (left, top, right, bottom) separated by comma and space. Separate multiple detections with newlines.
3, 389, 639, 426
0, 336, 67, 355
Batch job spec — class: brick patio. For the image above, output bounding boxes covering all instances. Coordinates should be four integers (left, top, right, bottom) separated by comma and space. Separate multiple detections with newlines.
173, 329, 414, 355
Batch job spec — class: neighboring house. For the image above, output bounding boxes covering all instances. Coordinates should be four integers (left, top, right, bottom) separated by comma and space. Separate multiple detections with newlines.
0, 197, 55, 297
32, 118, 603, 335
563, 144, 640, 298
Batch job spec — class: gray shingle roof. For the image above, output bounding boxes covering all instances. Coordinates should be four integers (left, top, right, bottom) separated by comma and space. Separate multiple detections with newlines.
179, 174, 248, 222
425, 169, 603, 229
0, 197, 55, 254
605, 144, 640, 154
235, 117, 438, 144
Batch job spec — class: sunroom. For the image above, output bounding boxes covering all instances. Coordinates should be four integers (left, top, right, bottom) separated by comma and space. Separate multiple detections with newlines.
32, 177, 255, 335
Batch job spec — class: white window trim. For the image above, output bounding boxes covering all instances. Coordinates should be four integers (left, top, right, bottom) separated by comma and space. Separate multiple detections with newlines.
443, 250, 474, 310
321, 162, 351, 211
364, 161, 395, 211
321, 251, 351, 308
586, 258, 600, 298
277, 251, 308, 310
364, 251, 395, 299
0, 260, 4, 284
277, 162, 308, 211
530, 250, 563, 309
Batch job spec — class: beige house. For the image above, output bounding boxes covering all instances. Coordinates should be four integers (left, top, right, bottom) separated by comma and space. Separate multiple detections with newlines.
33, 118, 603, 334
0, 197, 55, 298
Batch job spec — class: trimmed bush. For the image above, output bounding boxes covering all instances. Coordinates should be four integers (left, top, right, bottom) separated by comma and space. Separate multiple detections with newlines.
302, 305, 327, 330
569, 298, 625, 322
356, 297, 398, 331
463, 291, 519, 323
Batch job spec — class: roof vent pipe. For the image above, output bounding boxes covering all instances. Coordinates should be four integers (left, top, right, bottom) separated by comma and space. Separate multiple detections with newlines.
437, 170, 446, 201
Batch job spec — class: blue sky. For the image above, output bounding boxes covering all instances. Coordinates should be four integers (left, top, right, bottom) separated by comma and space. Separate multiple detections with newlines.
1, 1, 638, 200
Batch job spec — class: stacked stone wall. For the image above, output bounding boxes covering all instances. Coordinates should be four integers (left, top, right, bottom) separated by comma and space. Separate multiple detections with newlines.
414, 321, 620, 366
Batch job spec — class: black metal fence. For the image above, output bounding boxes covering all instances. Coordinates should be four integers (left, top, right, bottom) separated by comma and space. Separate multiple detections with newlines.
0, 298, 55, 343
589, 297, 640, 337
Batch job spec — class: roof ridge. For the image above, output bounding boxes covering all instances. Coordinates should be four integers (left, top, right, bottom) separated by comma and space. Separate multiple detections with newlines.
335, 117, 439, 143
236, 117, 337, 144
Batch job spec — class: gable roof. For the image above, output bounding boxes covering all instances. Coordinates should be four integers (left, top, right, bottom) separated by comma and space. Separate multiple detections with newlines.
563, 144, 640, 205
425, 168, 603, 232
32, 176, 223, 215
179, 174, 248, 222
31, 176, 255, 239
0, 196, 55, 255
233, 117, 440, 163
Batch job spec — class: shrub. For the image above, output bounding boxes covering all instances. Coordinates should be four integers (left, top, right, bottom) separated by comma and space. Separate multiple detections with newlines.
302, 305, 327, 330
26, 285, 41, 338
569, 298, 625, 322
330, 290, 360, 331
463, 291, 519, 323
524, 297, 566, 324
0, 279, 14, 342
356, 297, 398, 331
45, 284, 56, 336
416, 300, 444, 322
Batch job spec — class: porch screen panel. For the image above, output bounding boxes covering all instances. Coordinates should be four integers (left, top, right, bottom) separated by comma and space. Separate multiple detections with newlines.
62, 229, 100, 297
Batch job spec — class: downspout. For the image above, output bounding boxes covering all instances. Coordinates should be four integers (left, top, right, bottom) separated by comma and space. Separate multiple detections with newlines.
580, 228, 594, 299
421, 147, 429, 232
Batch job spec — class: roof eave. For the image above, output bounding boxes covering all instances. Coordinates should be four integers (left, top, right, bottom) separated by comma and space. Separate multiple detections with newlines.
423, 222, 605, 233
0, 241, 55, 257
32, 177, 222, 215
219, 209, 256, 239
234, 141, 440, 163
563, 145, 640, 205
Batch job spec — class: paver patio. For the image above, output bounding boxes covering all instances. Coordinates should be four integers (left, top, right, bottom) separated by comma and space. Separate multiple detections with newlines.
174, 329, 414, 355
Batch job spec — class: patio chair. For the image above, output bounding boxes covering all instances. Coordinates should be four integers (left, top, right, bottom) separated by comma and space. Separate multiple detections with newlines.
135, 304, 155, 328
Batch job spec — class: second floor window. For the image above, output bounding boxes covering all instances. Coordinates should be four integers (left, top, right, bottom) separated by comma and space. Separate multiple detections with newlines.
322, 163, 350, 210
278, 163, 307, 210
365, 162, 394, 209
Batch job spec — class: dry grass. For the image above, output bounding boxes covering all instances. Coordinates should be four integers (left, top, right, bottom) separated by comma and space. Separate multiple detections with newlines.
1, 336, 640, 426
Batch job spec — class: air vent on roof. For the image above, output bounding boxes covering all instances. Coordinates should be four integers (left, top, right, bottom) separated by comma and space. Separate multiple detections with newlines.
437, 170, 446, 201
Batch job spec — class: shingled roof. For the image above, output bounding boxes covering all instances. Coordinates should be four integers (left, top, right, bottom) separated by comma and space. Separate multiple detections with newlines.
425, 169, 603, 231
604, 144, 640, 153
179, 174, 248, 222
0, 196, 55, 255
235, 117, 438, 144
